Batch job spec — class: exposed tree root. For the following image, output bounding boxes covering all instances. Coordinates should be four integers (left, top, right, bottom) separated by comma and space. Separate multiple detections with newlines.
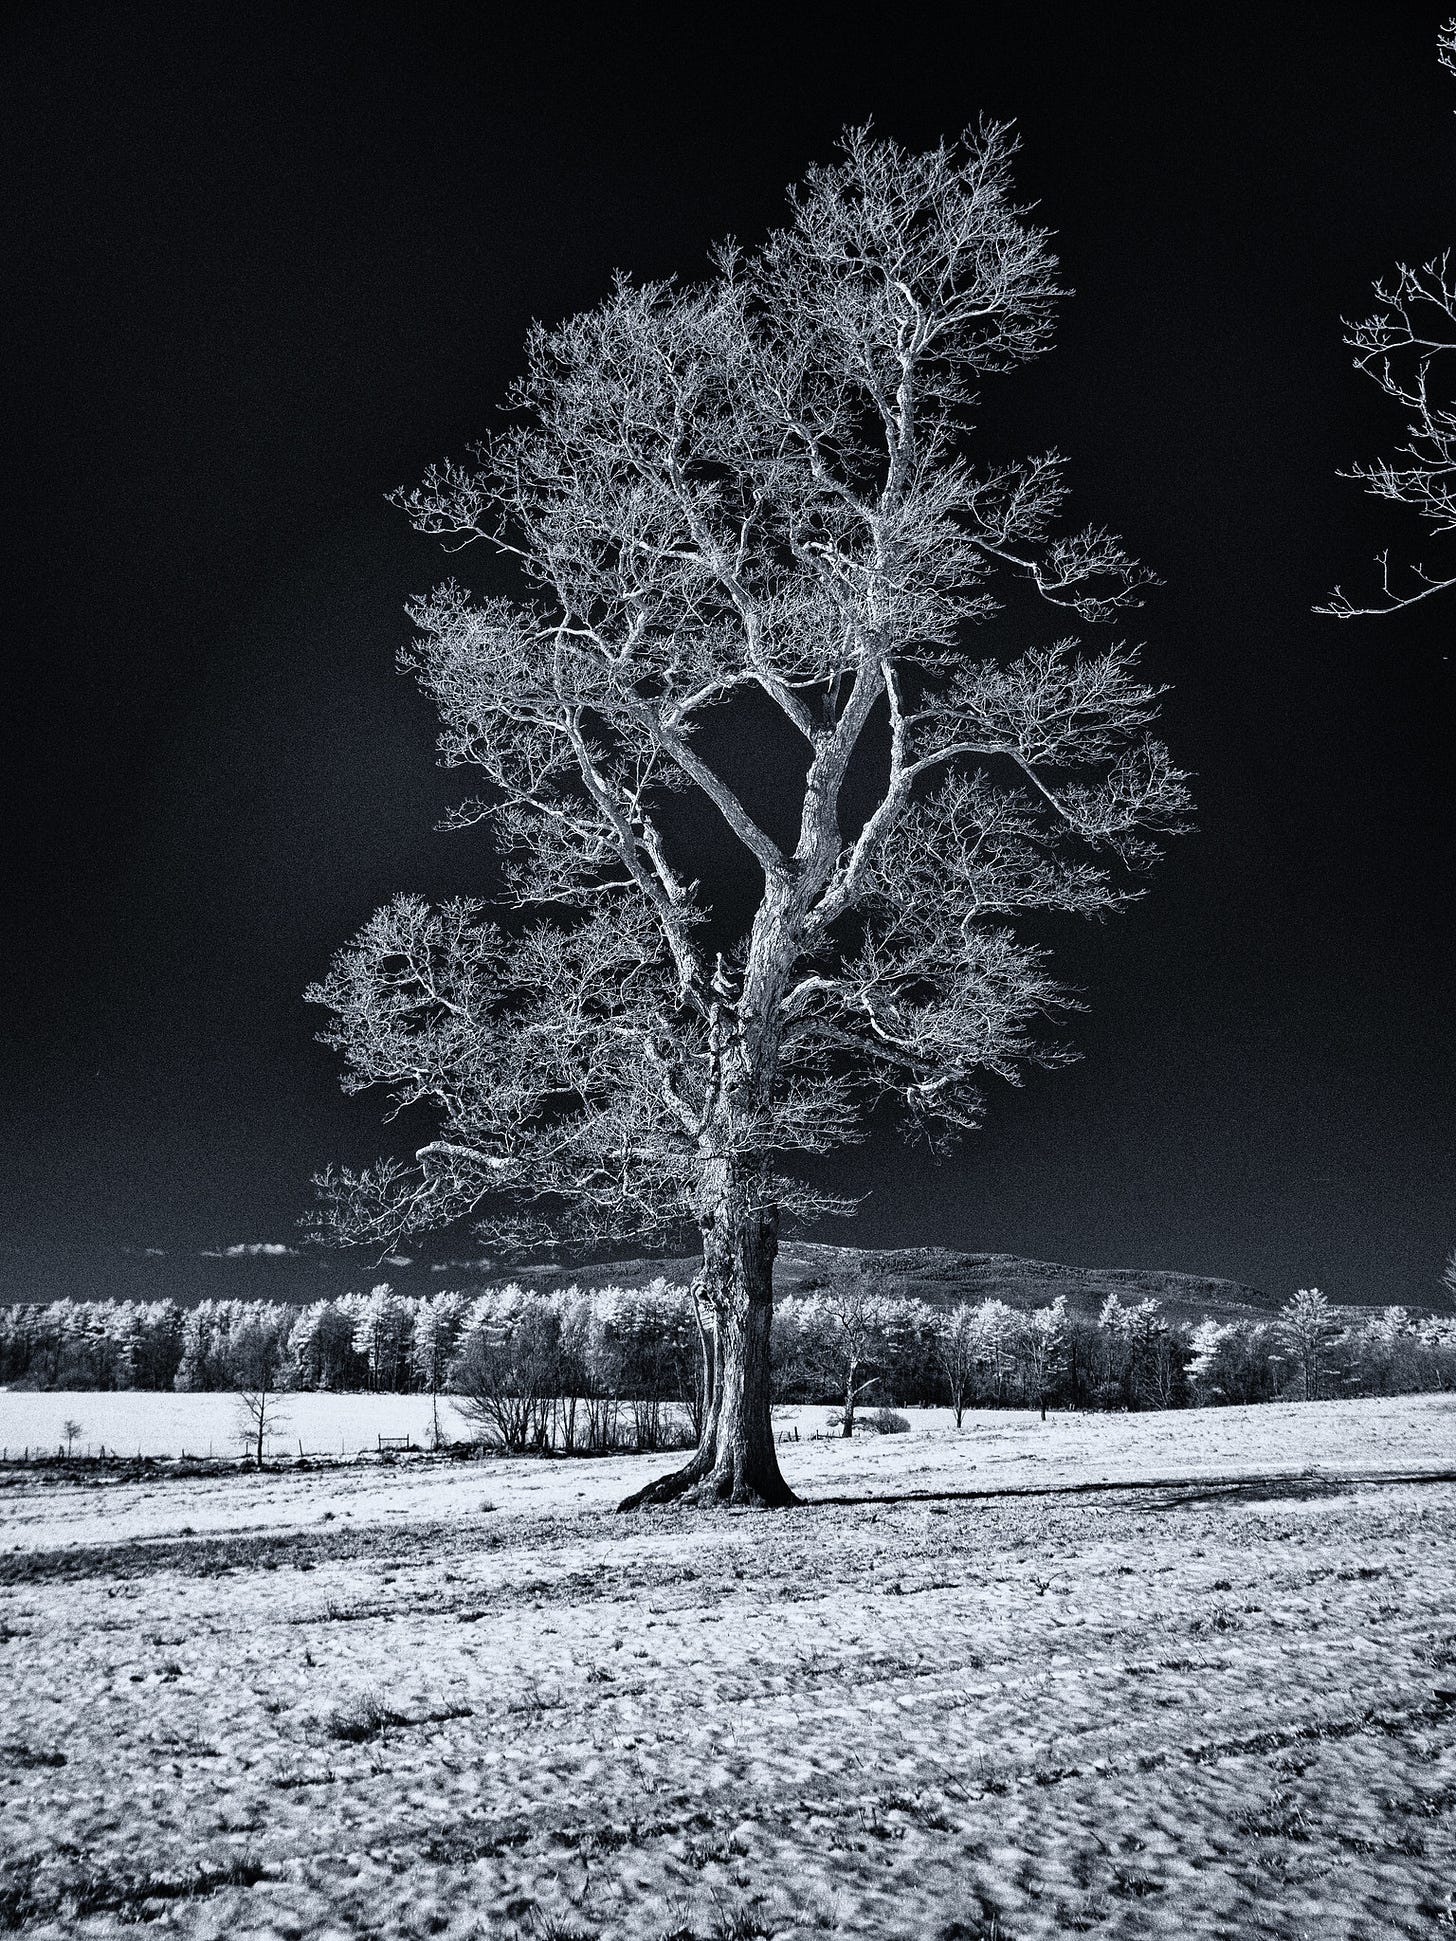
617, 1451, 799, 1512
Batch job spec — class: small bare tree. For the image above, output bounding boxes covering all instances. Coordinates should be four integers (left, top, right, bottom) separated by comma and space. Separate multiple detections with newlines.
236, 1383, 289, 1468
1320, 21, 1456, 618
62, 1417, 83, 1458
809, 1275, 898, 1437
234, 1330, 289, 1467
934, 1304, 978, 1427
308, 125, 1189, 1508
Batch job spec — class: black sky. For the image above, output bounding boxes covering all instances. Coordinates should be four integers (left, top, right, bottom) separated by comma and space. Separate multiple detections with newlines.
3, 2, 1454, 1308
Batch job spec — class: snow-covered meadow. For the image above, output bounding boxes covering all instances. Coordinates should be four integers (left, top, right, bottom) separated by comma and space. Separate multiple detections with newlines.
2, 1396, 1453, 1938
3, 1385, 1452, 1476
0, 1389, 482, 1463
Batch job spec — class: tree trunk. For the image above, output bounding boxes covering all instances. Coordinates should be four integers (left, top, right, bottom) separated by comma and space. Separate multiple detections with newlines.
619, 1198, 795, 1510
688, 1276, 717, 1438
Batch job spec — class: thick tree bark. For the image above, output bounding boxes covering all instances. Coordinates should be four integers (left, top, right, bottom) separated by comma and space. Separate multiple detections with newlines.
688, 1277, 717, 1438
618, 1197, 796, 1510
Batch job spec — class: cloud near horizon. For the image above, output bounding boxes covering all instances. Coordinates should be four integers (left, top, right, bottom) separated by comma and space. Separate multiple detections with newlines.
202, 1241, 298, 1259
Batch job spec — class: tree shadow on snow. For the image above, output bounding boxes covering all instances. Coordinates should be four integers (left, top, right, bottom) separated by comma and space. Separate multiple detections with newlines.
801, 1468, 1456, 1513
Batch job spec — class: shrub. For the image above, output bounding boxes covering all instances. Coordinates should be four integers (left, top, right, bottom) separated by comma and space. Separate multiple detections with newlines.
325, 1691, 406, 1741
867, 1408, 911, 1435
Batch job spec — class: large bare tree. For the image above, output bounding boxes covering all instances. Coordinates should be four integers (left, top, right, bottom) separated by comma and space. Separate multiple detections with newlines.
1319, 21, 1456, 619
308, 126, 1190, 1507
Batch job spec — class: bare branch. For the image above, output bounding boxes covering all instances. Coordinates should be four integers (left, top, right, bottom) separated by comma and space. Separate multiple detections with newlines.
1320, 27, 1456, 616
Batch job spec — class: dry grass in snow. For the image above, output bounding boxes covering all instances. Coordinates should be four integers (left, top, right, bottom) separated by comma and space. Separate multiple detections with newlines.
0, 1397, 1453, 1939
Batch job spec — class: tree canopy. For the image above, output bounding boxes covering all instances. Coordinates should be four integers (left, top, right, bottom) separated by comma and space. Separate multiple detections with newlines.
308, 125, 1190, 1266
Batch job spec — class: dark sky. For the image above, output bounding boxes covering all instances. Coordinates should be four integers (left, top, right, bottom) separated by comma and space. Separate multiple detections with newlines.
3, 2, 1454, 1308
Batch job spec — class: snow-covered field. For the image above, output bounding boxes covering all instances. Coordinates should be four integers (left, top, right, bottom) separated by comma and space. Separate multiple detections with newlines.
1, 1397, 1453, 1939
0, 1389, 482, 1462
3, 1385, 1452, 1474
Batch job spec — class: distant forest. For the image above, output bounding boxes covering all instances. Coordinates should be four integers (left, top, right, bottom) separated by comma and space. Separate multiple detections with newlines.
2, 1285, 1452, 1426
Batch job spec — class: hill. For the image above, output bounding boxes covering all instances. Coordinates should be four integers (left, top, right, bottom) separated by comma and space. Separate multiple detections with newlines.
7, 1237, 1437, 1321
505, 1241, 1281, 1325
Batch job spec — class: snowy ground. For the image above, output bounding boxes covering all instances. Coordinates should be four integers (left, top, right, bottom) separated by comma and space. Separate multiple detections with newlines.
0, 1394, 1449, 1552
1, 1398, 1453, 1939
0, 1390, 482, 1464
3, 1385, 1452, 1473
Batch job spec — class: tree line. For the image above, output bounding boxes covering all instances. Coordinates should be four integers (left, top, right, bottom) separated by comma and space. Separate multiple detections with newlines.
2, 1283, 1451, 1433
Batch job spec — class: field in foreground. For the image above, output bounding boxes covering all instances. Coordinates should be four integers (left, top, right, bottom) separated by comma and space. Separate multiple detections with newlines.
1, 1400, 1453, 1940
